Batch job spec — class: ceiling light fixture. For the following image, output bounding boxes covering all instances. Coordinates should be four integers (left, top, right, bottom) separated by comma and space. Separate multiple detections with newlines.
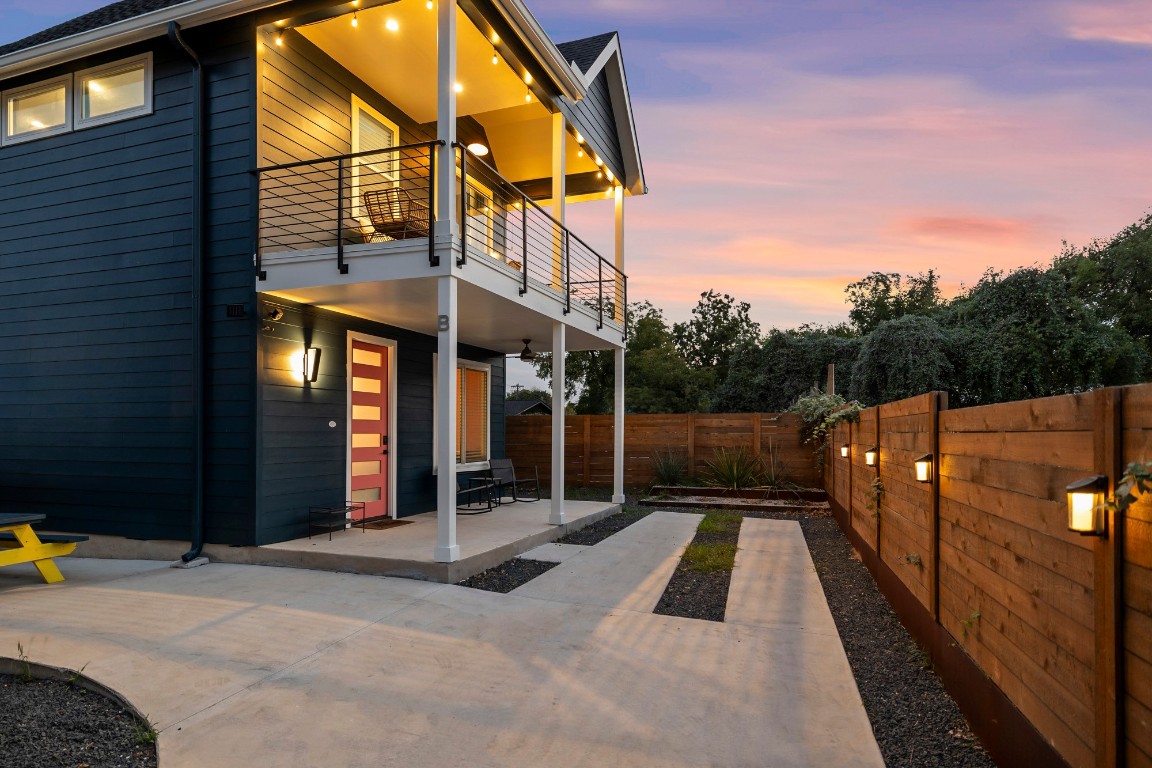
454, 82, 463, 93
491, 32, 500, 43
426, 0, 433, 8
466, 142, 489, 156
385, 18, 399, 31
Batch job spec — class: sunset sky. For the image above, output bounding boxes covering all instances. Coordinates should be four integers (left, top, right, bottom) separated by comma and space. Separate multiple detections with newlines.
3, 0, 1150, 387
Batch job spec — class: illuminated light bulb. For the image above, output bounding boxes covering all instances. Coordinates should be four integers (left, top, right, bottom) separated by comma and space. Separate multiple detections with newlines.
454, 82, 463, 93
593, 155, 602, 166
525, 90, 532, 102
491, 32, 499, 43
596, 171, 603, 179
385, 18, 399, 31
577, 149, 583, 158
575, 132, 584, 143
524, 72, 533, 84
605, 188, 613, 197
275, 32, 283, 46
426, 0, 433, 8
492, 50, 499, 65
605, 169, 614, 182
351, 12, 358, 27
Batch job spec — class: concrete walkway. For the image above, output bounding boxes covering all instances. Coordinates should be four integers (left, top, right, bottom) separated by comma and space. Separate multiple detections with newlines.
0, 514, 883, 767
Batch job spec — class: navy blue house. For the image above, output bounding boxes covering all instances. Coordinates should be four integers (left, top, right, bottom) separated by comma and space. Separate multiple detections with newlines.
0, 0, 645, 561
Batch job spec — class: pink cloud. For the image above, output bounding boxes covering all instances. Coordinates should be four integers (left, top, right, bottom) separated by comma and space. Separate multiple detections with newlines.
890, 215, 1043, 245
1065, 2, 1152, 45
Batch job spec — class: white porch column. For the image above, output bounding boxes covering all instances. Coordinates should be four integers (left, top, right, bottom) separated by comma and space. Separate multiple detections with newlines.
434, 275, 459, 562
613, 345, 625, 504
550, 321, 566, 525
435, 0, 457, 238
614, 184, 625, 322
551, 112, 567, 288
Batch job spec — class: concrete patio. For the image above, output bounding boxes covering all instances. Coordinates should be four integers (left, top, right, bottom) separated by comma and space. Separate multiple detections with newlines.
68, 500, 620, 583
0, 513, 884, 767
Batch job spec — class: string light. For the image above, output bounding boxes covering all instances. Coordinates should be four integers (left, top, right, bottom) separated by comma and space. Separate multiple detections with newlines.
524, 72, 533, 85
426, 0, 433, 8
525, 89, 532, 102
275, 31, 283, 46
492, 49, 499, 65
351, 11, 358, 27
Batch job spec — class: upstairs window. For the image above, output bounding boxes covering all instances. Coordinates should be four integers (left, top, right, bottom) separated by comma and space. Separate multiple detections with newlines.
76, 54, 152, 127
3, 76, 71, 144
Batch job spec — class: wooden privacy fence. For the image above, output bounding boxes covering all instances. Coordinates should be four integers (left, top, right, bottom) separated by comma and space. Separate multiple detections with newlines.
505, 413, 820, 489
825, 385, 1152, 768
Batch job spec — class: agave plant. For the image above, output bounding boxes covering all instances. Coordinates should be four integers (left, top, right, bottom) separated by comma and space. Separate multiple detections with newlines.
651, 449, 689, 486
703, 446, 764, 490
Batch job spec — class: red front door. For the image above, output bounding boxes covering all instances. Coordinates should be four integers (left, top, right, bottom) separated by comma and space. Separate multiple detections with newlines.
350, 340, 390, 521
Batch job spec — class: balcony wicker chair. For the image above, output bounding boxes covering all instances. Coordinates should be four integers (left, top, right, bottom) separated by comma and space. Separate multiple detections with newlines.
362, 188, 430, 241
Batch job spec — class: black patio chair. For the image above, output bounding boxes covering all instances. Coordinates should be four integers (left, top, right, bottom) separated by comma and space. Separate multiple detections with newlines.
456, 472, 498, 514
488, 458, 541, 504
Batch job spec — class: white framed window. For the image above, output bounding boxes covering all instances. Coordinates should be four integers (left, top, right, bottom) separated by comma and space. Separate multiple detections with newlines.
351, 95, 400, 223
75, 54, 152, 129
432, 356, 492, 471
2, 75, 72, 145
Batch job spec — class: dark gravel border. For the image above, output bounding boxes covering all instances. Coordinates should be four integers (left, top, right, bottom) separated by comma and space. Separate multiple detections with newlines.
455, 558, 559, 593
653, 526, 740, 622
0, 673, 158, 768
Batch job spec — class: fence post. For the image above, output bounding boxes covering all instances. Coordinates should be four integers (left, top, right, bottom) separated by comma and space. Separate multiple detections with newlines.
1094, 387, 1125, 768
687, 413, 696, 479
583, 417, 592, 486
929, 391, 946, 622
751, 414, 761, 459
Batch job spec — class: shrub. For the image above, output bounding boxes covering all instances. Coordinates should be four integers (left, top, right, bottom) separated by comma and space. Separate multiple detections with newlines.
703, 446, 763, 490
651, 450, 688, 486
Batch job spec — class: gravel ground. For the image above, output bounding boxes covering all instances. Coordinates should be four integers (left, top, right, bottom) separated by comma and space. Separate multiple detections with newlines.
800, 517, 996, 768
455, 558, 559, 592
556, 507, 652, 545
653, 526, 740, 622
0, 674, 158, 768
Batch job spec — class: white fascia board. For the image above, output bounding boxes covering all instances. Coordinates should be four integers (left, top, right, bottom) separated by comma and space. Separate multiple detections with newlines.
492, 0, 586, 101
573, 35, 646, 197
0, 0, 284, 81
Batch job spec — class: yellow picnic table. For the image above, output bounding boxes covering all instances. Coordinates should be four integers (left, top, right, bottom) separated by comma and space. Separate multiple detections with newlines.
0, 513, 87, 584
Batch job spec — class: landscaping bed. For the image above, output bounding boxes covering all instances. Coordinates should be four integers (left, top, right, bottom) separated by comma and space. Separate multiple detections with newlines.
653, 510, 741, 622
0, 669, 158, 768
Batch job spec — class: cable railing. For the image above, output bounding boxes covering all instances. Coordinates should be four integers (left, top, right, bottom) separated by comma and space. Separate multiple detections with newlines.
457, 145, 627, 331
254, 140, 442, 275
253, 141, 627, 334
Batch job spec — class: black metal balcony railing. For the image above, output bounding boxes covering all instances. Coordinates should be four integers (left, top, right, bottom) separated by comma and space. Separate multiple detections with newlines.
253, 142, 627, 332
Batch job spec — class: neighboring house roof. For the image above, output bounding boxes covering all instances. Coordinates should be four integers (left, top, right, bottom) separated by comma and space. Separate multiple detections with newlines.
556, 31, 616, 75
506, 399, 552, 416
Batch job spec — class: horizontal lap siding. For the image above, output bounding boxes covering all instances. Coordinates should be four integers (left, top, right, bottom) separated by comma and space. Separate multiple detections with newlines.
256, 298, 504, 544
506, 413, 817, 489
558, 69, 623, 183
0, 39, 200, 539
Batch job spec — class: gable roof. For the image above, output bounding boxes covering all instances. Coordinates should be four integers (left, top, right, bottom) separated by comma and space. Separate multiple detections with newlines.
506, 399, 552, 416
0, 0, 187, 58
556, 31, 616, 75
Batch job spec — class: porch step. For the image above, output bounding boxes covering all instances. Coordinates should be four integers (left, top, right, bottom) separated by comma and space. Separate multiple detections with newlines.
510, 511, 701, 612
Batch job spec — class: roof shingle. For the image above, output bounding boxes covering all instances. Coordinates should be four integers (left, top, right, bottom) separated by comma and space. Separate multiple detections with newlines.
0, 0, 191, 58
556, 31, 616, 74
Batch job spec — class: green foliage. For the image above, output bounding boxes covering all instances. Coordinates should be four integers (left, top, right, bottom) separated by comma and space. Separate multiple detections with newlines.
672, 290, 761, 388
506, 386, 551, 402
697, 509, 742, 535
845, 270, 943, 335
16, 642, 32, 683
761, 438, 789, 488
133, 717, 159, 746
712, 326, 862, 412
702, 446, 763, 489
850, 315, 953, 405
651, 450, 688, 486
682, 541, 739, 573
1103, 462, 1152, 517
788, 388, 863, 453
866, 477, 884, 513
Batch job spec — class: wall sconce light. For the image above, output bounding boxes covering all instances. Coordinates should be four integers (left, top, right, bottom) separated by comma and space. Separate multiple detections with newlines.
302, 347, 321, 383
914, 453, 933, 483
1066, 475, 1108, 536
840, 444, 849, 459
519, 339, 535, 362
865, 446, 879, 467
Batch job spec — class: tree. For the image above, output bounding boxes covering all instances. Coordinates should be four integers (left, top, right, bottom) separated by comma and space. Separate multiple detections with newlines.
1054, 211, 1152, 355
849, 315, 953, 404
712, 326, 862, 412
844, 270, 942, 335
530, 300, 708, 414
672, 290, 761, 389
506, 386, 552, 402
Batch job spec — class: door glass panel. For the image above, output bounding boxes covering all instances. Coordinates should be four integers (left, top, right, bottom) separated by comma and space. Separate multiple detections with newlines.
351, 487, 381, 502
352, 348, 381, 366
352, 461, 381, 476
352, 433, 380, 448
352, 405, 380, 421
353, 376, 381, 393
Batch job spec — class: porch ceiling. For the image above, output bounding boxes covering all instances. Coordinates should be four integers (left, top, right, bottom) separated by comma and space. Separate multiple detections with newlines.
293, 0, 600, 186
265, 277, 620, 354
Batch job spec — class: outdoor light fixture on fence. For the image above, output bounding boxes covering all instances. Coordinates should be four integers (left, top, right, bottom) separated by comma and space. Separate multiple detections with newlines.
302, 347, 321, 383
1066, 475, 1108, 536
914, 453, 933, 483
865, 446, 879, 467
519, 339, 535, 362
840, 444, 850, 459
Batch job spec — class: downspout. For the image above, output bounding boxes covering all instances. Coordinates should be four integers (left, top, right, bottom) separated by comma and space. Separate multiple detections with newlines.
168, 22, 206, 563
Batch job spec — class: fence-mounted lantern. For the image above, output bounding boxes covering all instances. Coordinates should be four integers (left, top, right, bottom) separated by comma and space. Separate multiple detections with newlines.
865, 446, 879, 467
1066, 475, 1108, 536
840, 444, 850, 459
302, 347, 321, 383
914, 453, 933, 483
